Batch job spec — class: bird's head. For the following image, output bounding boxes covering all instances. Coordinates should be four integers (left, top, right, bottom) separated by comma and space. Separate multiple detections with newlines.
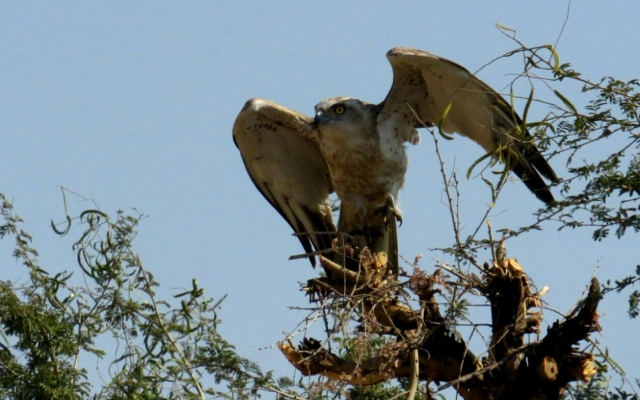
313, 97, 374, 133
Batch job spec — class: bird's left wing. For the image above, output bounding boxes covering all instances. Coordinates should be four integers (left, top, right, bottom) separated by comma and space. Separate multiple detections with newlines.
233, 98, 336, 266
380, 47, 558, 204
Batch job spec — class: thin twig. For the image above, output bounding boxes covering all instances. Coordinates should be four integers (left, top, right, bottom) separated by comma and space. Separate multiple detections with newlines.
406, 348, 420, 400
289, 247, 340, 260
261, 385, 308, 400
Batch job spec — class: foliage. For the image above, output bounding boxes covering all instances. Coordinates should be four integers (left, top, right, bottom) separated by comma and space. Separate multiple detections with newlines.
462, 33, 640, 398
570, 355, 640, 400
432, 33, 640, 398
0, 193, 281, 399
2, 35, 640, 399
509, 40, 640, 319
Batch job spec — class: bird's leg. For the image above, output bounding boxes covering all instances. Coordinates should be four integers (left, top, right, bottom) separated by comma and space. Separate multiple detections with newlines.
374, 194, 403, 226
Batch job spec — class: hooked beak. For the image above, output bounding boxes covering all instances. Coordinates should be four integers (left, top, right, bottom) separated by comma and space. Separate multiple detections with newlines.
313, 112, 328, 128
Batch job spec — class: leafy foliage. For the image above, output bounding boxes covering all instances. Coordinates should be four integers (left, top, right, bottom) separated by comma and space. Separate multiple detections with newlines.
0, 193, 280, 399
3, 36, 640, 399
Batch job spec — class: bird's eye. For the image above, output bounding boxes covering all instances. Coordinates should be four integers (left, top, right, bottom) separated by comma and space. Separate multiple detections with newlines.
334, 105, 345, 115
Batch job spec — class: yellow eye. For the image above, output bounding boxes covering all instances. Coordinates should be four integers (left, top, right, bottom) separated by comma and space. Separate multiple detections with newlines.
334, 105, 345, 115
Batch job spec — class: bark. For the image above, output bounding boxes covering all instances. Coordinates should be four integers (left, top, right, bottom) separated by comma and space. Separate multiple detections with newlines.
281, 244, 601, 400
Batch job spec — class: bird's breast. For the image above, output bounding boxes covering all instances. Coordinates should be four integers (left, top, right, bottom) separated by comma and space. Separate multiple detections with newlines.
320, 128, 408, 211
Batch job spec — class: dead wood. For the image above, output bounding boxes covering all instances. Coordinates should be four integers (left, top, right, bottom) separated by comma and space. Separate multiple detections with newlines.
281, 242, 601, 400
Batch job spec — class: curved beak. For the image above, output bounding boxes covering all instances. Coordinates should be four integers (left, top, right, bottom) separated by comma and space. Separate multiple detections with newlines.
313, 112, 328, 128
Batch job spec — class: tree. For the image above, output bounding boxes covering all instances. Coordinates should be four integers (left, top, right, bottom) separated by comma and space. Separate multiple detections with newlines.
0, 193, 278, 399
275, 37, 640, 399
1, 37, 639, 399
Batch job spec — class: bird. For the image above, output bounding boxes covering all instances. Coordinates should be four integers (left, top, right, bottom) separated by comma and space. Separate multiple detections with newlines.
232, 47, 558, 276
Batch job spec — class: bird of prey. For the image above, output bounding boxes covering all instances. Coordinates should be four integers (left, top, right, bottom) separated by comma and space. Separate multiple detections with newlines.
233, 47, 558, 276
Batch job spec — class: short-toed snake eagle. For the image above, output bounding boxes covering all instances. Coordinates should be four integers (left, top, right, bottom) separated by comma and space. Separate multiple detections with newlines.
233, 47, 557, 274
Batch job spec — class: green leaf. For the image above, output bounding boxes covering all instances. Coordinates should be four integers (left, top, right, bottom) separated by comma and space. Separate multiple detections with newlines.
506, 86, 522, 134
525, 120, 557, 134
554, 89, 578, 114
467, 151, 494, 179
51, 215, 72, 236
495, 22, 516, 33
543, 44, 560, 72
482, 177, 497, 203
521, 86, 535, 135
437, 100, 455, 140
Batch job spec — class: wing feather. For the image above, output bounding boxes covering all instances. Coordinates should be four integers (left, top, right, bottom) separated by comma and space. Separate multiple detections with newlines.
233, 98, 336, 266
381, 47, 558, 204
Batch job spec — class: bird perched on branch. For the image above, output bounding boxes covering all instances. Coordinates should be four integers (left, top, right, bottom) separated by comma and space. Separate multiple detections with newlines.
233, 47, 558, 276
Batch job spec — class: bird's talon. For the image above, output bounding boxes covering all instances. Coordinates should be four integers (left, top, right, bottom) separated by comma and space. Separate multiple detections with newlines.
374, 197, 403, 226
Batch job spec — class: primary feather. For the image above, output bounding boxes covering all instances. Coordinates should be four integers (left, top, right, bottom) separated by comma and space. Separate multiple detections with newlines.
233, 47, 558, 272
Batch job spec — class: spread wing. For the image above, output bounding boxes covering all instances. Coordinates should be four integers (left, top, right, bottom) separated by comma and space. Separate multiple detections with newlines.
380, 47, 558, 204
233, 98, 336, 266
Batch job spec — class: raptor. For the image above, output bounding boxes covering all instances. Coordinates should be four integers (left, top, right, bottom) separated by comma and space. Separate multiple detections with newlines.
233, 47, 558, 276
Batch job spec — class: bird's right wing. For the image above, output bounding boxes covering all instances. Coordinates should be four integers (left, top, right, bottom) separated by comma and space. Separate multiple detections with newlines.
233, 98, 336, 266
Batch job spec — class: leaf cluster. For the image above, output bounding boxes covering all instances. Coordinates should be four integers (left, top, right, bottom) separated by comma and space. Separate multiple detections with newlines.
0, 193, 279, 400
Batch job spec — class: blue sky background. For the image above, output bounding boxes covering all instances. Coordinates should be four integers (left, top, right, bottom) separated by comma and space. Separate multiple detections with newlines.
2, 1, 639, 396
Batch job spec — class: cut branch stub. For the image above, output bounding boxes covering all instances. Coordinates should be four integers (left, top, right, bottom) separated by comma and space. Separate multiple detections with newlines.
485, 258, 534, 363
284, 240, 601, 400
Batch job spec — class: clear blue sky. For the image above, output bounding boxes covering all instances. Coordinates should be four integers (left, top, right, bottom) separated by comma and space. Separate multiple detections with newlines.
2, 1, 639, 396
